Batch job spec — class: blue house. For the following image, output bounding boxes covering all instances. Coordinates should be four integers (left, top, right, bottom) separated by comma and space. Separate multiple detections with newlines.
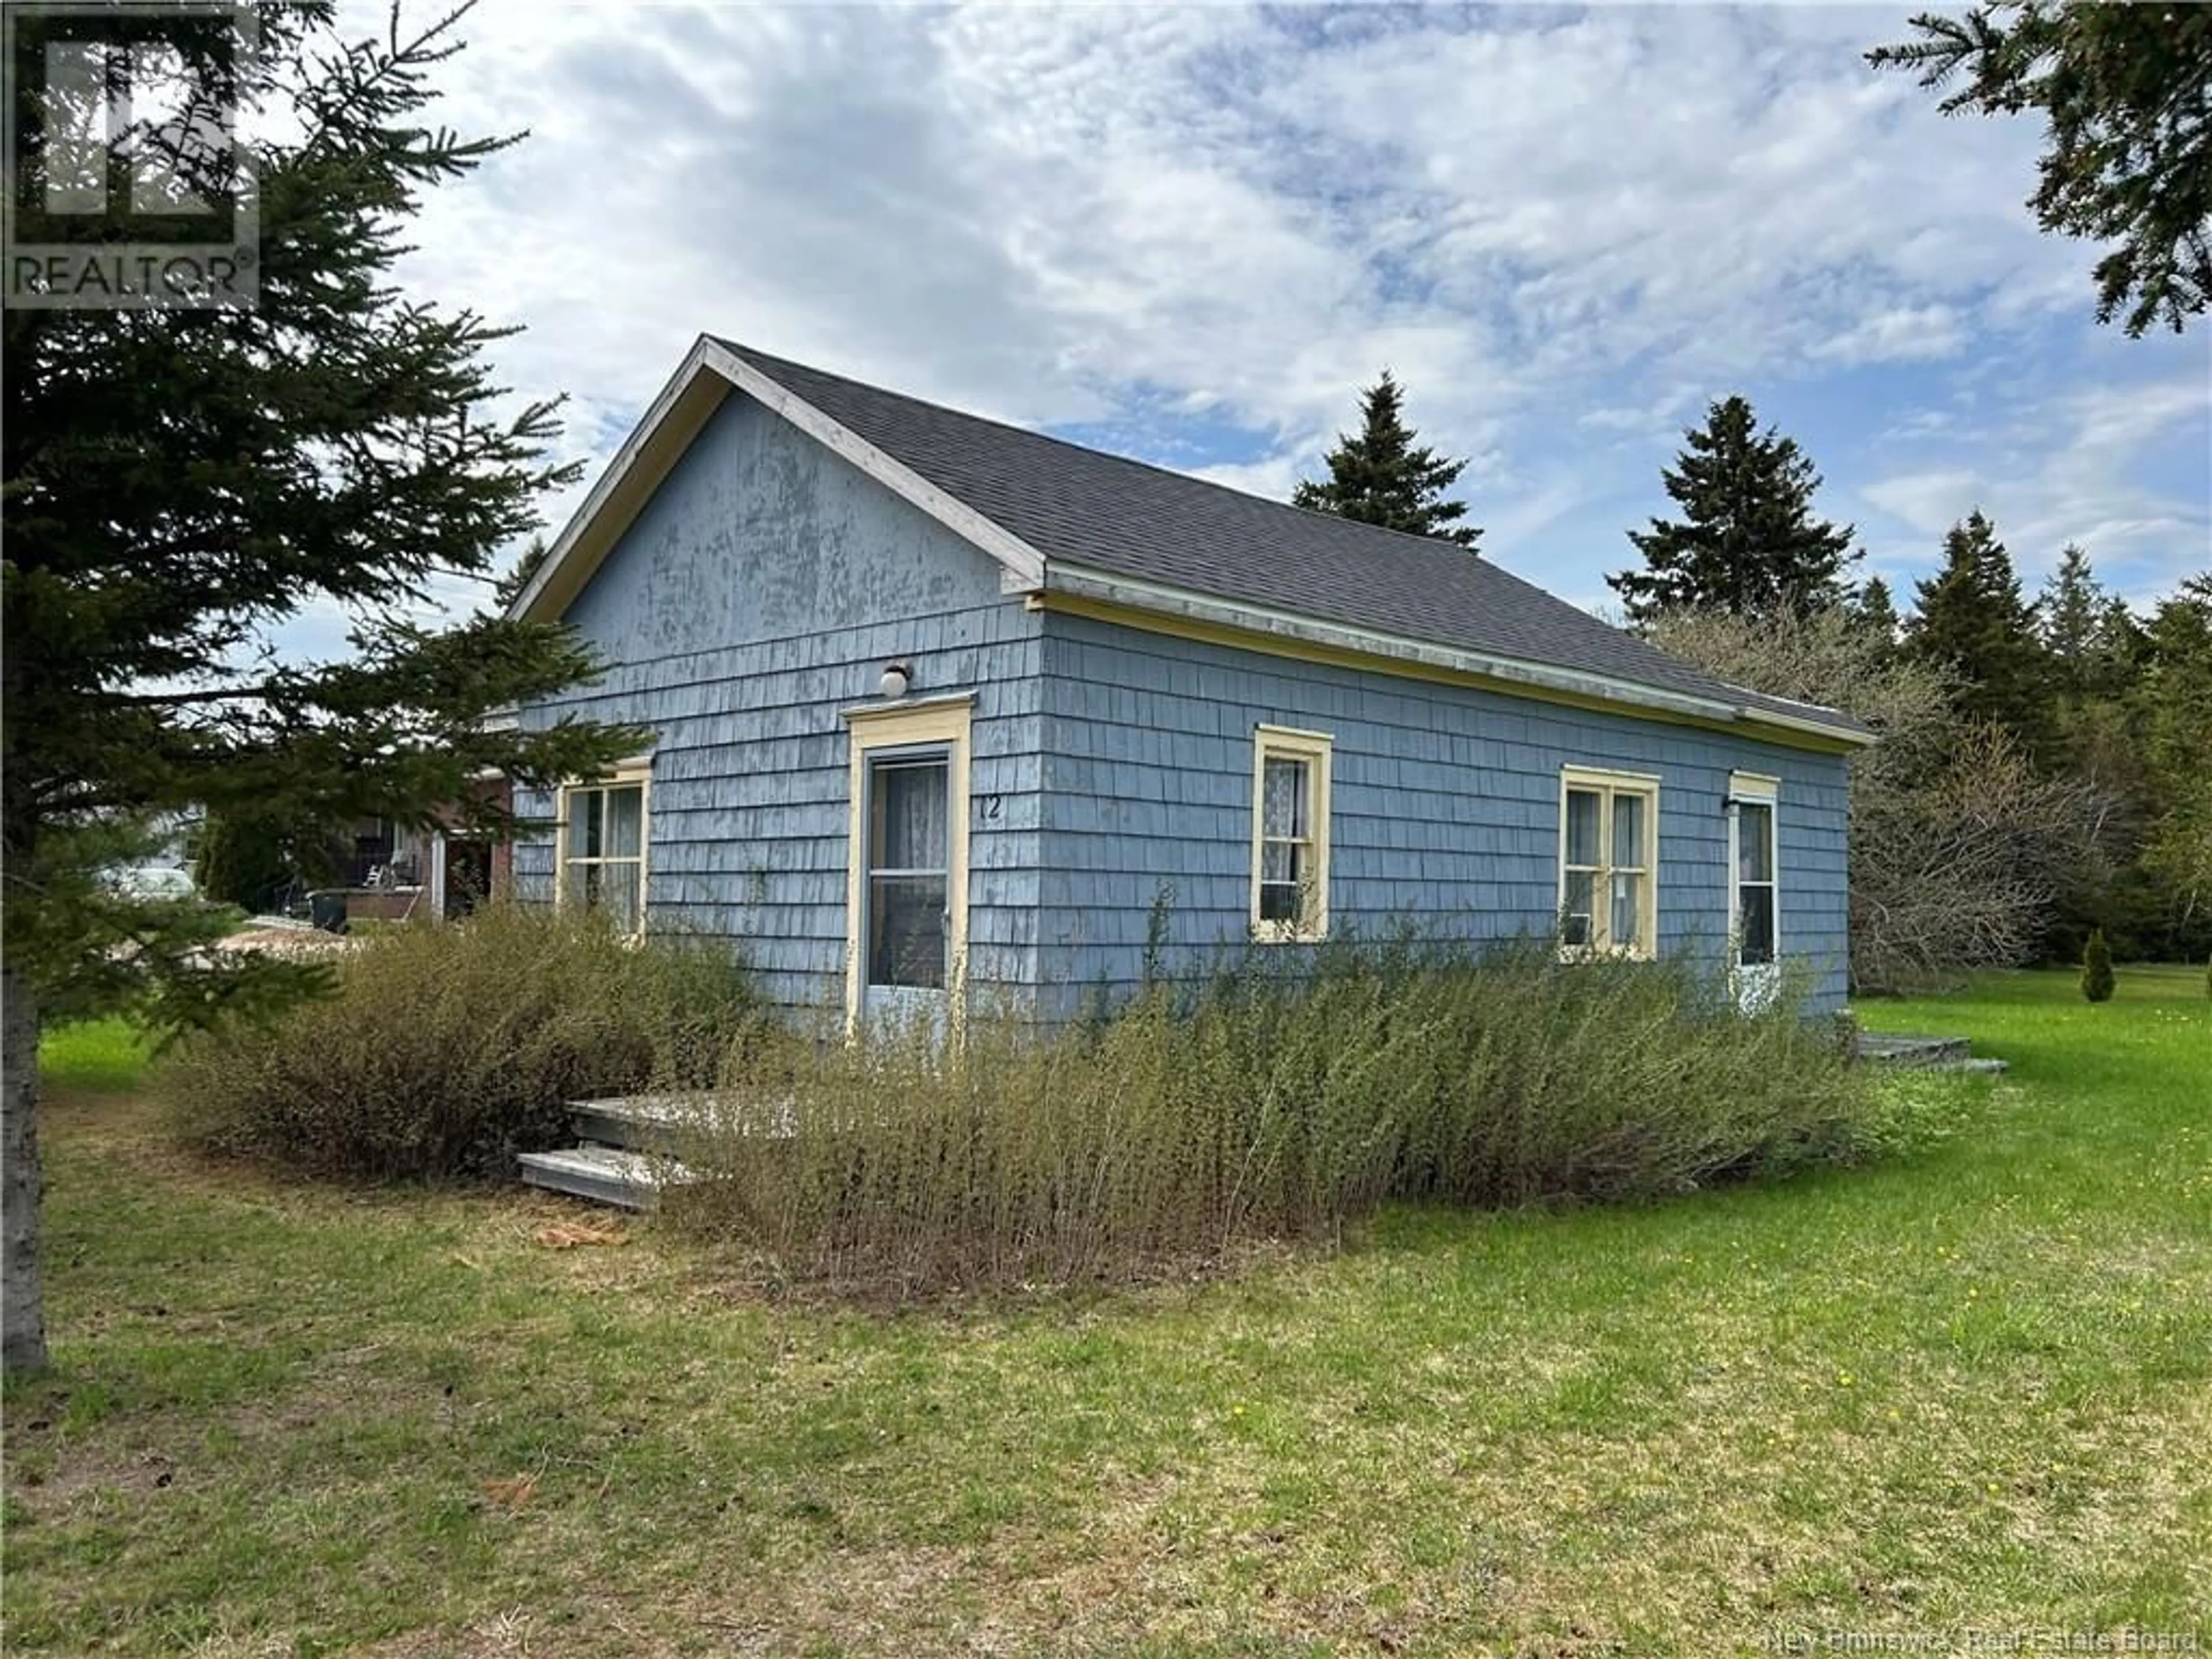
506, 336, 1871, 1028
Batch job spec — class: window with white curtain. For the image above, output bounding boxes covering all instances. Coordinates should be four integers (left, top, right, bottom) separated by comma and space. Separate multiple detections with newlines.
1730, 773, 1779, 968
1251, 725, 1332, 941
865, 752, 951, 989
559, 760, 650, 935
1558, 766, 1659, 958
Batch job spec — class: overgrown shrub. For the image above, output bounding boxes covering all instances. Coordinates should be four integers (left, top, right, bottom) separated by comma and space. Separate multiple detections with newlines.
2081, 927, 2116, 1003
164, 903, 758, 1178
668, 937, 1878, 1294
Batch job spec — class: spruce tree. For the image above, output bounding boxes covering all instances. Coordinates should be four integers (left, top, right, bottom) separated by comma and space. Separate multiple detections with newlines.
2134, 575, 2212, 959
196, 810, 300, 915
1292, 372, 1481, 548
2039, 545, 2141, 702
1906, 512, 2054, 756
2041, 545, 2105, 667
1607, 395, 1858, 625
1851, 576, 1904, 649
1, 3, 641, 1371
1869, 5, 2212, 337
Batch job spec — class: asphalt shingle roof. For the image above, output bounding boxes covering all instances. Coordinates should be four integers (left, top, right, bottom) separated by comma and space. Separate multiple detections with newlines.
716, 339, 1865, 738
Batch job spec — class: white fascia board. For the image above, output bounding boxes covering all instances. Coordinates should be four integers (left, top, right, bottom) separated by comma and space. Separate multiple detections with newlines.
1737, 704, 1876, 747
509, 337, 725, 623
698, 340, 1047, 590
513, 336, 1049, 627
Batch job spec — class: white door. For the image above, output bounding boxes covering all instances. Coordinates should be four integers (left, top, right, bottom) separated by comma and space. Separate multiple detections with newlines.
844, 697, 972, 1037
861, 748, 953, 1031
1730, 792, 1781, 1012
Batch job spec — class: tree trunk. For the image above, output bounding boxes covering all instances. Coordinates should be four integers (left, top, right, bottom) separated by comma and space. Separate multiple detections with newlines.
2, 963, 47, 1372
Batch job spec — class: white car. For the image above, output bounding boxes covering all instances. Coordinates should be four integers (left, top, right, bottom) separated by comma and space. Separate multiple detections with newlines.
107, 864, 200, 902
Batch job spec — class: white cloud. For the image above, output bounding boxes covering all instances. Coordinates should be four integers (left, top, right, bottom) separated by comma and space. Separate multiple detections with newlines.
294, 0, 2205, 619
1185, 454, 1304, 502
1810, 304, 1969, 365
1862, 469, 1988, 536
1860, 373, 2210, 604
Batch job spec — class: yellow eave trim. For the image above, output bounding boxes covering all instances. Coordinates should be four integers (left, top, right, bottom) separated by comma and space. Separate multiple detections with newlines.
1032, 590, 1866, 755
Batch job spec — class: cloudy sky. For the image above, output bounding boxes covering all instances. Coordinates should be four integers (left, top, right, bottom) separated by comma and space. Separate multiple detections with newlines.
378, 0, 2208, 632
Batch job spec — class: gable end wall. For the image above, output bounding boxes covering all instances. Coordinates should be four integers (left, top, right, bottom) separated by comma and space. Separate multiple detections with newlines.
510, 392, 1043, 1014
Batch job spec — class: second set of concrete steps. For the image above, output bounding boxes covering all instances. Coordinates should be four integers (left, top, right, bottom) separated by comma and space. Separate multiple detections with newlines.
1853, 1032, 2009, 1075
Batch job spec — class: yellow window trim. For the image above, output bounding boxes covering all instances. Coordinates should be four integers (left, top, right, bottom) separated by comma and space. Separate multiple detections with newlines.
1557, 764, 1660, 961
555, 755, 654, 937
842, 696, 974, 1032
1251, 724, 1332, 944
1728, 770, 1780, 802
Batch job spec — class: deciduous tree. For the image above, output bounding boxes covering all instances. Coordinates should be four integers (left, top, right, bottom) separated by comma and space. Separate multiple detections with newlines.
1653, 606, 2097, 992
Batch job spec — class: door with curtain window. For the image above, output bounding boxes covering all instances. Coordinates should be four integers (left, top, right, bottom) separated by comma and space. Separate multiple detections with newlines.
844, 698, 972, 1037
854, 746, 956, 1034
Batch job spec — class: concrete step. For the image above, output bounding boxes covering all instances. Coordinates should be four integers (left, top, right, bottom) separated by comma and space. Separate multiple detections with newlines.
517, 1145, 696, 1210
567, 1093, 707, 1153
1944, 1056, 2009, 1075
568, 1091, 800, 1151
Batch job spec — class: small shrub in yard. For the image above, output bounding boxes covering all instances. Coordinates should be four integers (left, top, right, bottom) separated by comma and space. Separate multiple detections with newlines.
163, 903, 759, 1179
2081, 927, 2116, 1003
667, 937, 1883, 1294
1852, 1070, 1993, 1162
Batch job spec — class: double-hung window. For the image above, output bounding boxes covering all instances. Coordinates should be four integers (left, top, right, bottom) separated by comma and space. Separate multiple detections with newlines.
1729, 772, 1779, 969
1251, 725, 1332, 941
559, 759, 650, 935
1559, 766, 1658, 957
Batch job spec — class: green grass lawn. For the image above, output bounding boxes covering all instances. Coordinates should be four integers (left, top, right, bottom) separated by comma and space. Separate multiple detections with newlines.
6, 969, 2207, 1657
35, 1013, 154, 1094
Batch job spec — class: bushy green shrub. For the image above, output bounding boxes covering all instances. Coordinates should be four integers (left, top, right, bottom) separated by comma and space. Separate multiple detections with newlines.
163, 903, 758, 1178
2081, 927, 2116, 1003
668, 937, 1878, 1294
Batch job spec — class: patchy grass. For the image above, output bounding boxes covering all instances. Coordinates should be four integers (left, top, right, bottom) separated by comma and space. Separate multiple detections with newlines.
5, 969, 2208, 1656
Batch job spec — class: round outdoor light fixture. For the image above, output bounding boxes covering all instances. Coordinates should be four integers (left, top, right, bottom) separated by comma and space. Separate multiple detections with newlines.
879, 661, 912, 699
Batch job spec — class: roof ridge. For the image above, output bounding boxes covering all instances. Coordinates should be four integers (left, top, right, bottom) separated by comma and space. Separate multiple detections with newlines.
714, 335, 1493, 559
704, 334, 1867, 742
